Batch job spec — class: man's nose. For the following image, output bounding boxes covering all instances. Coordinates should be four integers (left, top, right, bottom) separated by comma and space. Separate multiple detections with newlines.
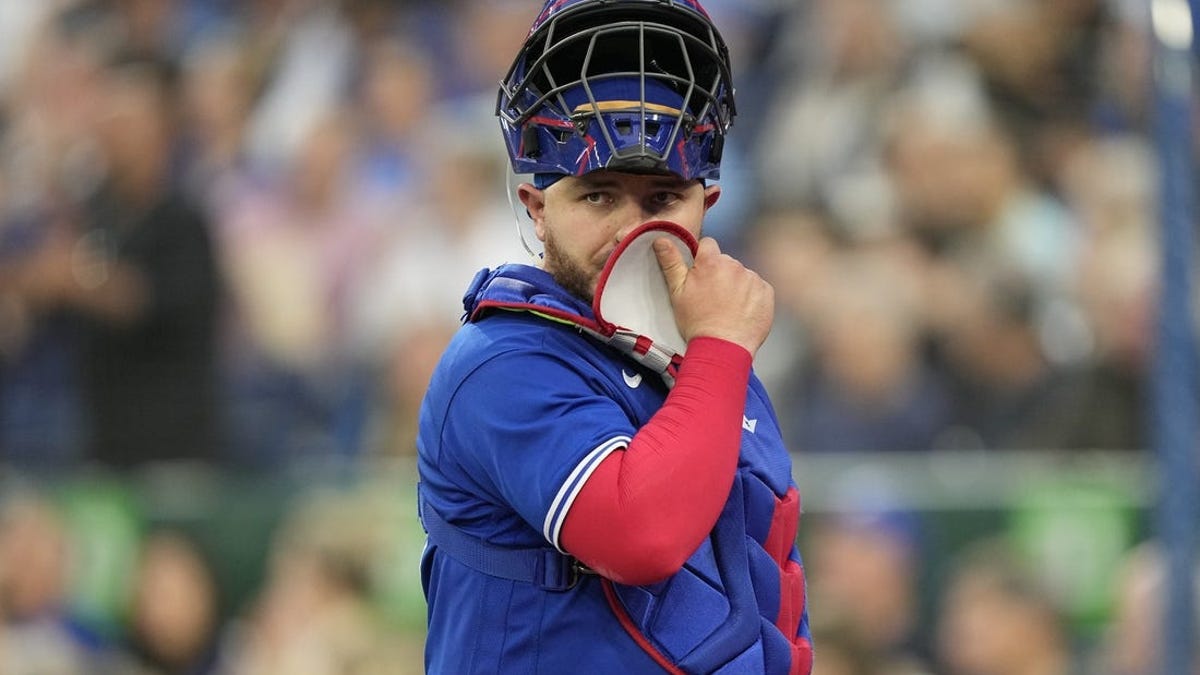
614, 207, 653, 243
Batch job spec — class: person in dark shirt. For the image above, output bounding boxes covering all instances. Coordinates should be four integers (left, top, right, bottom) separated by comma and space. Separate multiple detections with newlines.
9, 56, 221, 469
79, 57, 221, 468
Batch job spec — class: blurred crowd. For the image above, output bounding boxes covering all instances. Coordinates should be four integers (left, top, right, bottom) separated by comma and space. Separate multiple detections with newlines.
803, 511, 1197, 675
0, 0, 1165, 471
0, 0, 1189, 673
0, 472, 1188, 675
0, 477, 427, 674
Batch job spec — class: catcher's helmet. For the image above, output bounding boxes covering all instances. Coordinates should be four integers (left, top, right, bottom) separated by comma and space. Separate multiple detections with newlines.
497, 0, 735, 182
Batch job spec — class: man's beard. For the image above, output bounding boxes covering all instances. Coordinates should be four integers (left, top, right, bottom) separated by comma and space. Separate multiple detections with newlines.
543, 230, 597, 303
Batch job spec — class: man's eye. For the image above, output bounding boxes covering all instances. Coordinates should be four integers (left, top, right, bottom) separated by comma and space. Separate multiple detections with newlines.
584, 192, 609, 204
652, 192, 680, 205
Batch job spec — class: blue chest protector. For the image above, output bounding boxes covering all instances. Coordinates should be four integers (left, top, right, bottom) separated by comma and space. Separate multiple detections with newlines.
419, 265, 812, 674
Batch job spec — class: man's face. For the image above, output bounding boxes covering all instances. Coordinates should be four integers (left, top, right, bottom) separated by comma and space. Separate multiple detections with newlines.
518, 170, 720, 301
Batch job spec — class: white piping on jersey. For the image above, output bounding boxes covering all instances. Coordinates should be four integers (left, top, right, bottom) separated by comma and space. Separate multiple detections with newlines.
544, 435, 631, 552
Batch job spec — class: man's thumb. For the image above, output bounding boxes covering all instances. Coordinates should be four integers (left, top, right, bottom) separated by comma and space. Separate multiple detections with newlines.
653, 237, 687, 294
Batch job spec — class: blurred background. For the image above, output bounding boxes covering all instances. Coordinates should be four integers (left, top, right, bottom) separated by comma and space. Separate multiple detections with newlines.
0, 0, 1194, 673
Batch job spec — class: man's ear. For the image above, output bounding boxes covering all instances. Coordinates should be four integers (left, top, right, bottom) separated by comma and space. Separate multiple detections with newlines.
517, 183, 547, 240
703, 184, 722, 211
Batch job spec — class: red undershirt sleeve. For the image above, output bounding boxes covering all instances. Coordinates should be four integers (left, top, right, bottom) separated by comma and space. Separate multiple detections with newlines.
558, 336, 752, 586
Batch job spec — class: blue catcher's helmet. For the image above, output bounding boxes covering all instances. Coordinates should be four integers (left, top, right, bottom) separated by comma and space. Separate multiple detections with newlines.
497, 0, 736, 182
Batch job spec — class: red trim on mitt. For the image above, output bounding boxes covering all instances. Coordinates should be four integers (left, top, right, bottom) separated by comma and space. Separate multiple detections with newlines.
591, 220, 698, 336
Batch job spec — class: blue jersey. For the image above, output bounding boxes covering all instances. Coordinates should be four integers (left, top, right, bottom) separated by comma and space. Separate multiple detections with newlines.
417, 265, 812, 674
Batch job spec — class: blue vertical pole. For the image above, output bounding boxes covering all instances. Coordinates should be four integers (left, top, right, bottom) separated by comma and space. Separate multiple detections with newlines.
1151, 1, 1199, 674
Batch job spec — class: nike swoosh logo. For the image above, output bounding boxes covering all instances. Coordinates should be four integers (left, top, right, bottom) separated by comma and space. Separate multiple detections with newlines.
622, 370, 643, 389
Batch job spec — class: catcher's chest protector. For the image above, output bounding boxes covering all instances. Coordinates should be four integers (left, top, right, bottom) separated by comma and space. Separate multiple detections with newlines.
465, 265, 814, 674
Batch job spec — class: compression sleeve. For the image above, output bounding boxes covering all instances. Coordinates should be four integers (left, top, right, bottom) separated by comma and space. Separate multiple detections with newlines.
558, 336, 751, 586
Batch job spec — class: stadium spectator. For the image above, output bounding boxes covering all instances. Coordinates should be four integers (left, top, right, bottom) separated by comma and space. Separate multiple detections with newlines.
79, 56, 221, 468
935, 538, 1080, 675
0, 4, 111, 469
931, 262, 1098, 450
1092, 541, 1200, 675
176, 33, 258, 210
959, 0, 1115, 183
0, 492, 109, 673
882, 78, 1081, 299
215, 110, 381, 468
755, 0, 908, 227
1059, 134, 1157, 450
743, 206, 837, 398
218, 490, 404, 675
786, 245, 953, 454
806, 508, 933, 674
122, 530, 226, 675
3, 48, 221, 469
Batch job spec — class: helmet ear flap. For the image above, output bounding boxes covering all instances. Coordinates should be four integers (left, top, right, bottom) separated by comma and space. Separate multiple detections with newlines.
708, 134, 724, 165
521, 125, 541, 159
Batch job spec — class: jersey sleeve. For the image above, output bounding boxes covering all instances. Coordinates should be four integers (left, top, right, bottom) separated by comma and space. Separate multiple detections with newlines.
558, 336, 752, 584
439, 347, 635, 548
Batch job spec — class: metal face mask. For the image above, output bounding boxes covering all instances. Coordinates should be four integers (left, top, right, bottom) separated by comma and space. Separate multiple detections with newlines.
497, 0, 736, 182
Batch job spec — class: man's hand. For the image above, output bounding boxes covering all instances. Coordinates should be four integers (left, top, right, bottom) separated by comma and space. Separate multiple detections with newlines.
654, 235, 774, 356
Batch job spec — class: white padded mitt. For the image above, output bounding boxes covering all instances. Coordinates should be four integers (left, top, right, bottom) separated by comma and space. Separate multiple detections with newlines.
594, 221, 697, 357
